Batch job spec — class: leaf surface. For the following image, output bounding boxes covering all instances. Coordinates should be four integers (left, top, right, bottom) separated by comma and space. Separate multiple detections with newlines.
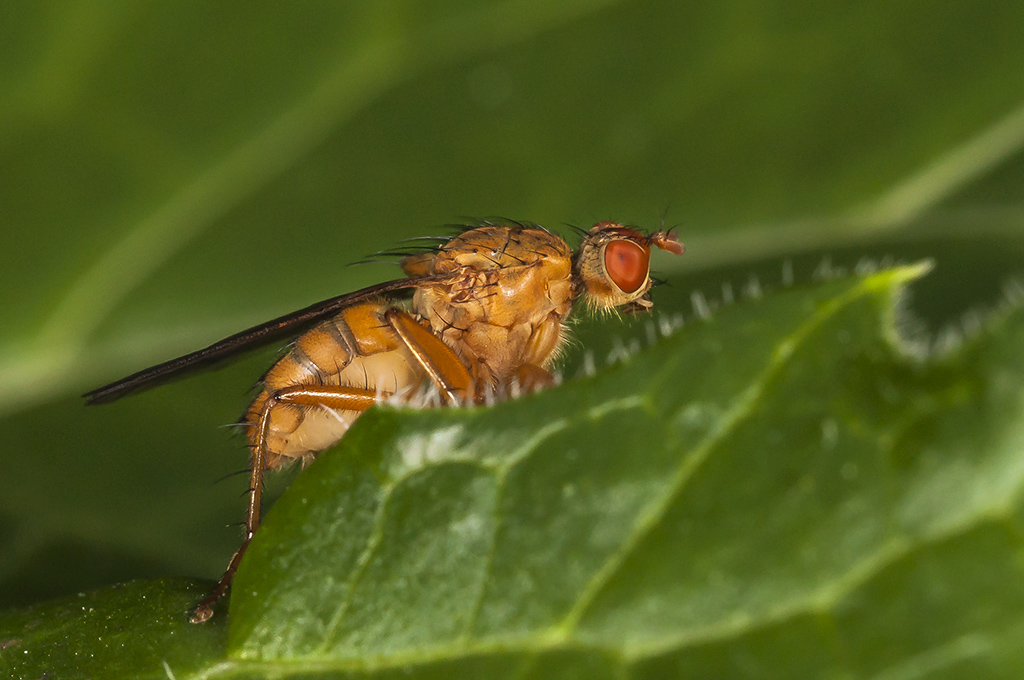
218, 265, 1024, 677
0, 579, 226, 680
4, 265, 1023, 677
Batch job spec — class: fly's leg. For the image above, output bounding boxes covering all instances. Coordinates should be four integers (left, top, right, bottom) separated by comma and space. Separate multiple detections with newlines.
511, 313, 560, 395
383, 309, 474, 404
188, 385, 384, 624
190, 310, 472, 623
513, 363, 555, 394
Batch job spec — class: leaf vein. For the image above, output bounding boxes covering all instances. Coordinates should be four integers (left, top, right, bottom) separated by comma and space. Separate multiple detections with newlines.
556, 274, 898, 634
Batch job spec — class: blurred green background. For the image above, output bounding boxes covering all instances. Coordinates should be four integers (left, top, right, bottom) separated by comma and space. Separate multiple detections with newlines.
0, 0, 1022, 609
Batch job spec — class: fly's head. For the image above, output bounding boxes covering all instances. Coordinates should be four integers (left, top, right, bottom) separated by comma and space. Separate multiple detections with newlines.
573, 222, 685, 313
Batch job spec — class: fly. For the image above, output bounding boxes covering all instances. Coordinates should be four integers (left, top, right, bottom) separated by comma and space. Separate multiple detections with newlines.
84, 220, 684, 622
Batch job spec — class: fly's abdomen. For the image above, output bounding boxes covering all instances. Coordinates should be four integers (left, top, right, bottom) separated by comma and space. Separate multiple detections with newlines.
245, 301, 422, 467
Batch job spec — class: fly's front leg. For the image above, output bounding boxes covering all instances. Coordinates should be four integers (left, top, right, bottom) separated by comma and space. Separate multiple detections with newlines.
384, 309, 474, 404
188, 385, 384, 624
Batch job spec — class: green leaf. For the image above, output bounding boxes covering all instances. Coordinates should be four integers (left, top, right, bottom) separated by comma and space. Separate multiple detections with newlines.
0, 579, 226, 680
215, 264, 1021, 676
4, 264, 1023, 677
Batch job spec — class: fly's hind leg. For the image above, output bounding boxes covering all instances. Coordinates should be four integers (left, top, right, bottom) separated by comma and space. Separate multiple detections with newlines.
189, 309, 474, 624
188, 385, 384, 624
383, 308, 474, 404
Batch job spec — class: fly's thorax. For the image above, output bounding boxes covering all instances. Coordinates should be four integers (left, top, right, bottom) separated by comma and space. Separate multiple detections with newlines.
408, 224, 576, 384
429, 224, 572, 274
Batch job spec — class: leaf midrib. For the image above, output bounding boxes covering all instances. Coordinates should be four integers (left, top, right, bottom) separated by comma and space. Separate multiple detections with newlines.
550, 273, 903, 636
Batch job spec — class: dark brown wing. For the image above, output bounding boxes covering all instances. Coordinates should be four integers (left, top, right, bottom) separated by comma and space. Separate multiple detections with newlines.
83, 275, 448, 405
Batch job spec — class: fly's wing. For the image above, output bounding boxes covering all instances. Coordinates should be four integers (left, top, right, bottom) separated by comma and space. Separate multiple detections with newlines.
83, 275, 449, 405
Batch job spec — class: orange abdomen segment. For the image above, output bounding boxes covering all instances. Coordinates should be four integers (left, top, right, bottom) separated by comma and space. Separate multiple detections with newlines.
245, 301, 422, 468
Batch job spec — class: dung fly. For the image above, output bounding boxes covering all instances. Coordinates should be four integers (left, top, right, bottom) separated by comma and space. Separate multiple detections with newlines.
85, 221, 684, 622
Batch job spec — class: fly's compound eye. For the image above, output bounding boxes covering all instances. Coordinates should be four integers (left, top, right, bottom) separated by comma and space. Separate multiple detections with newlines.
604, 239, 649, 293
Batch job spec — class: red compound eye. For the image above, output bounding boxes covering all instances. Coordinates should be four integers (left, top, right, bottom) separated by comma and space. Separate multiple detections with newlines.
604, 239, 649, 293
